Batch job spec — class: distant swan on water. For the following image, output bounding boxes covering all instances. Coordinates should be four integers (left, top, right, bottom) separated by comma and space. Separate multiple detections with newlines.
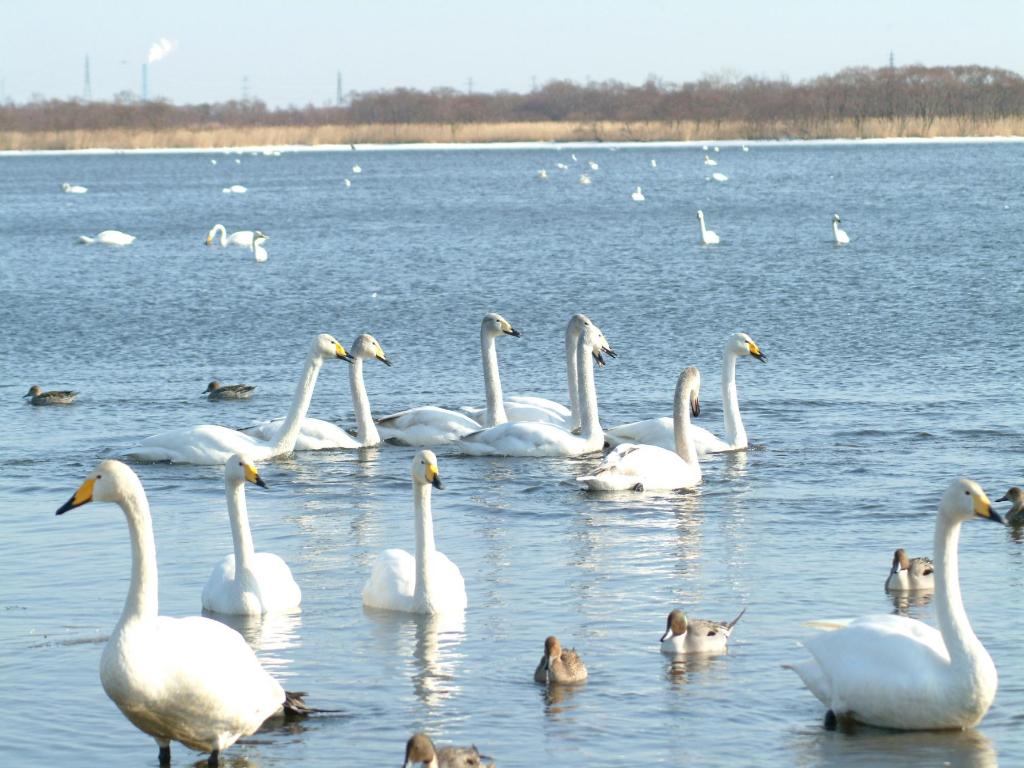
205, 224, 261, 248
62, 182, 88, 193
251, 233, 269, 262
697, 209, 719, 245
79, 230, 135, 246
832, 213, 850, 245
704, 155, 718, 166
222, 184, 247, 194
631, 186, 645, 202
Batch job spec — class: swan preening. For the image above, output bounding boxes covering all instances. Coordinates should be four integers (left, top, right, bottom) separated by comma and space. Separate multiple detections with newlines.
376, 314, 520, 446
697, 209, 720, 245
243, 333, 391, 450
832, 213, 850, 245
202, 455, 301, 615
787, 478, 1005, 730
606, 332, 766, 455
56, 460, 307, 766
362, 451, 467, 615
659, 608, 746, 655
62, 182, 88, 193
631, 186, 645, 202
579, 366, 702, 491
534, 636, 588, 684
125, 333, 353, 464
885, 548, 935, 592
459, 320, 616, 457
404, 733, 493, 768
205, 224, 263, 248
24, 385, 77, 405
78, 230, 135, 246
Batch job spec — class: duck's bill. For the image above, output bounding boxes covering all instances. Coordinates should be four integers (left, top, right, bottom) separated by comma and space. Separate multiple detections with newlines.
659, 628, 672, 643
996, 493, 1009, 503
56, 477, 96, 515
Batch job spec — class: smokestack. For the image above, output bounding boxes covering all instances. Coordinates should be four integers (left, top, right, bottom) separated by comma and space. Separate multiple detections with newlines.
142, 62, 149, 100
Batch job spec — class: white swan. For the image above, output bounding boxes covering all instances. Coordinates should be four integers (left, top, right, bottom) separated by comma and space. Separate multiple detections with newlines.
588, 160, 600, 170
631, 186, 645, 202
242, 334, 391, 450
461, 313, 590, 430
205, 224, 261, 248
606, 333, 765, 455
697, 209, 720, 245
459, 321, 615, 457
56, 460, 308, 766
579, 173, 592, 185
362, 451, 467, 615
536, 169, 549, 179
343, 178, 352, 188
659, 607, 746, 655
79, 230, 135, 246
222, 184, 247, 194
352, 164, 362, 174
711, 172, 729, 182
126, 333, 353, 465
650, 159, 658, 168
833, 213, 850, 245
703, 155, 718, 166
787, 478, 1005, 731
579, 366, 702, 491
202, 455, 300, 615
376, 314, 520, 446
251, 233, 269, 262
62, 182, 88, 193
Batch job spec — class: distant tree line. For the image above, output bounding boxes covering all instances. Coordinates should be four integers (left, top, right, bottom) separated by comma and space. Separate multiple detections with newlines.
3, 65, 1023, 134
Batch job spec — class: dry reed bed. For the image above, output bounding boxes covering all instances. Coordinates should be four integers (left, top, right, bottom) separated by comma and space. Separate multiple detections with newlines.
3, 117, 1023, 151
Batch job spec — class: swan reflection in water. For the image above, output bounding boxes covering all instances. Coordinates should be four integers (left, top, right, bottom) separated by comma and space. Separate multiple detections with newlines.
800, 723, 996, 768
204, 609, 303, 669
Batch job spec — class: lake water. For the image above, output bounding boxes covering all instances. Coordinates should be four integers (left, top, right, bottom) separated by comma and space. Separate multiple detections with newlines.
1, 140, 1023, 767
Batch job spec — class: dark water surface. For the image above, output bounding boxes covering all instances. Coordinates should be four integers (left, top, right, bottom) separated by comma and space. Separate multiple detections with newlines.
1, 141, 1022, 767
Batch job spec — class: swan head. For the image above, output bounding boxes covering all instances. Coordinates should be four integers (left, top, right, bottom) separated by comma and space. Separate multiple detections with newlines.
56, 460, 141, 514
940, 478, 1004, 525
225, 453, 267, 488
413, 449, 443, 490
697, 209, 705, 220
660, 609, 688, 642
352, 333, 391, 366
833, 213, 842, 223
482, 313, 520, 339
680, 366, 701, 416
890, 548, 910, 574
582, 323, 616, 366
403, 733, 437, 767
731, 332, 766, 363
314, 333, 354, 363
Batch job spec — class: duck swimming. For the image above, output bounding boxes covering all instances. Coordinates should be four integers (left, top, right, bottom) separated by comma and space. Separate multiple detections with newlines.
659, 608, 745, 655
203, 381, 255, 400
534, 636, 588, 684
884, 548, 935, 592
24, 385, 77, 405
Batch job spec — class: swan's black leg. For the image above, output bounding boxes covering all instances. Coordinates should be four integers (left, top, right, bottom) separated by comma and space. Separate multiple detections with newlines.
208, 750, 219, 767
158, 743, 170, 764
824, 709, 838, 731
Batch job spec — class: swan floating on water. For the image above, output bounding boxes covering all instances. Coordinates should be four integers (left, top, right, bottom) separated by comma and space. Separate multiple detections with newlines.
458, 321, 615, 457
588, 160, 600, 170
606, 332, 765, 455
23, 385, 77, 405
126, 333, 353, 465
631, 186, 645, 202
703, 155, 718, 166
579, 366, 702, 491
534, 636, 588, 684
352, 164, 362, 174
222, 184, 248, 194
660, 608, 746, 655
251, 233, 269, 262
376, 314, 520, 446
832, 213, 850, 245
787, 478, 1004, 730
202, 455, 301, 615
62, 182, 88, 193
885, 548, 935, 592
243, 333, 391, 450
343, 178, 352, 187
650, 159, 657, 168
536, 169, 548, 179
56, 460, 310, 766
578, 173, 592, 185
79, 230, 135, 246
711, 172, 729, 182
403, 733, 494, 768
555, 162, 569, 171
205, 224, 262, 248
203, 381, 255, 400
697, 209, 720, 245
362, 451, 467, 615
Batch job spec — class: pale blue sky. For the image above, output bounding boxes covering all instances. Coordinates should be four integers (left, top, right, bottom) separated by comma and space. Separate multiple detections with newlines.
3, 1, 1022, 106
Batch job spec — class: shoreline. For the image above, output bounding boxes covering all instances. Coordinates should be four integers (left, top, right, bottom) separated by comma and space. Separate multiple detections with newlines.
3, 116, 1024, 154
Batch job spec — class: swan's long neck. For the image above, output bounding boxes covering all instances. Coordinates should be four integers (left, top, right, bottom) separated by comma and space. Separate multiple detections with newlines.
577, 336, 601, 444
226, 478, 256, 575
933, 515, 987, 672
117, 487, 159, 628
214, 224, 227, 246
832, 220, 841, 240
673, 378, 699, 467
412, 481, 437, 611
565, 324, 581, 431
481, 330, 507, 427
721, 350, 747, 449
271, 349, 324, 454
350, 357, 379, 445
699, 216, 708, 238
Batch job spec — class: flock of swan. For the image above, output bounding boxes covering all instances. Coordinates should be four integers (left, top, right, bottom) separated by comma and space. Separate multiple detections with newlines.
40, 298, 1019, 765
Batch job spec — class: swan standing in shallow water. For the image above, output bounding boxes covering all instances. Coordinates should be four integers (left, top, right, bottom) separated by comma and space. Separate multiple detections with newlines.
376, 314, 520, 445
126, 333, 353, 465
579, 367, 702, 491
534, 636, 588, 684
461, 313, 591, 430
56, 460, 310, 766
697, 209, 720, 245
243, 333, 391, 450
631, 186, 645, 202
205, 224, 262, 248
606, 332, 765, 455
202, 455, 300, 615
362, 451, 467, 615
403, 732, 494, 768
459, 322, 615, 457
660, 608, 746, 655
79, 230, 135, 246
885, 548, 935, 592
62, 182, 88, 193
832, 213, 850, 245
787, 478, 1004, 730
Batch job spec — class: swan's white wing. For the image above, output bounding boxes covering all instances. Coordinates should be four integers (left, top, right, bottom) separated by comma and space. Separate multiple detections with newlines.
250, 552, 302, 612
240, 417, 360, 450
376, 406, 480, 446
461, 396, 571, 427
362, 548, 416, 612
605, 417, 731, 455
426, 551, 468, 613
126, 425, 272, 465
225, 231, 255, 247
578, 443, 699, 491
459, 421, 586, 457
